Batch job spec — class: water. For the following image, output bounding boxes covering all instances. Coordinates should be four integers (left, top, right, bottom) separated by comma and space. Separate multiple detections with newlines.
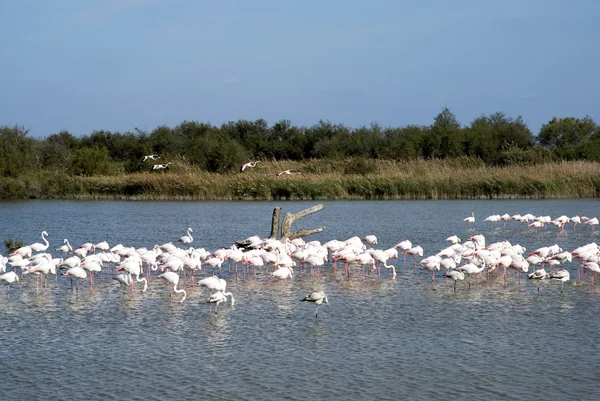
0, 199, 599, 400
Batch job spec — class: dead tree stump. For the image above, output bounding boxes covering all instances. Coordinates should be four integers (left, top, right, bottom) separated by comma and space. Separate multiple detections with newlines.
272, 204, 325, 240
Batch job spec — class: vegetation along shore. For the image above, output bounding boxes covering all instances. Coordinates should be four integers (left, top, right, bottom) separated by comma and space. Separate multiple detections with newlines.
1, 109, 599, 200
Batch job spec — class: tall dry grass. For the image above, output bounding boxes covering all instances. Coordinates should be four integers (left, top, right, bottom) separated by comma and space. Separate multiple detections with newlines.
2, 158, 599, 200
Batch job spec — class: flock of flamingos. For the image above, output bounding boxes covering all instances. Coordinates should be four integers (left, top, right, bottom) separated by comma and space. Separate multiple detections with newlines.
0, 211, 599, 316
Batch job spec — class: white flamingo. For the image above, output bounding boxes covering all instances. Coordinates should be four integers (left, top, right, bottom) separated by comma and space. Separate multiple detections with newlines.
301, 291, 328, 318
0, 271, 19, 294
157, 271, 186, 303
240, 160, 259, 172
178, 228, 193, 245
550, 270, 570, 293
269, 266, 294, 279
444, 269, 465, 292
29, 231, 49, 252
206, 290, 235, 313
64, 266, 87, 292
528, 268, 549, 293
198, 275, 227, 291
56, 239, 73, 254
464, 212, 475, 225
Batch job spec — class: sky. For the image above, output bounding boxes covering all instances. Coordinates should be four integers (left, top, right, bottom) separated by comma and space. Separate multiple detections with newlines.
1, 0, 599, 138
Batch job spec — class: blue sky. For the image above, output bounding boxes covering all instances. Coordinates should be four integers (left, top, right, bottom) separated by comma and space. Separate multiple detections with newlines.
1, 0, 598, 138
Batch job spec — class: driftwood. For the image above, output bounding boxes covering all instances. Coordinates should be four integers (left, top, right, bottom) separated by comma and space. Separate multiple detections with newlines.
237, 204, 325, 249
274, 204, 325, 240
281, 204, 325, 240
269, 207, 282, 239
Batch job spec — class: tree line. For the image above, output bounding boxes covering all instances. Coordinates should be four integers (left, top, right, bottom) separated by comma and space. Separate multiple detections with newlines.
1, 108, 599, 177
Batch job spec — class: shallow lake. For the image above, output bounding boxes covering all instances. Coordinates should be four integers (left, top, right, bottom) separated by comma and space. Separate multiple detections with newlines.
0, 199, 599, 400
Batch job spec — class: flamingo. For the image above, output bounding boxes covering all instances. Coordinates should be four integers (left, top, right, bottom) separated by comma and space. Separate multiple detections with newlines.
269, 266, 294, 279
0, 271, 19, 295
445, 235, 461, 244
115, 258, 148, 292
94, 241, 110, 251
81, 259, 102, 286
152, 162, 171, 170
550, 270, 570, 293
64, 266, 87, 292
457, 262, 485, 288
178, 228, 193, 245
301, 291, 328, 318
404, 246, 423, 268
157, 271, 186, 303
10, 245, 32, 258
585, 217, 599, 232
500, 213, 511, 228
206, 290, 235, 313
528, 268, 549, 293
56, 239, 73, 254
29, 231, 49, 252
464, 212, 475, 226
203, 255, 224, 274
362, 235, 378, 245
277, 169, 301, 176
198, 275, 227, 291
571, 216, 581, 231
444, 269, 465, 292
113, 273, 132, 292
240, 160, 259, 172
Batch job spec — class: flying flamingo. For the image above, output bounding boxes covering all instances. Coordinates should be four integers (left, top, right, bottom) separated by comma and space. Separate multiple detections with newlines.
157, 271, 187, 303
206, 290, 235, 314
152, 162, 171, 170
277, 169, 301, 176
240, 160, 259, 172
301, 290, 328, 319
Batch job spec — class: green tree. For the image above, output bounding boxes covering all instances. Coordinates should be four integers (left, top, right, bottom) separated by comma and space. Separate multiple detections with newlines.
189, 133, 249, 173
537, 116, 597, 159
40, 130, 79, 172
427, 107, 462, 158
0, 125, 35, 177
464, 112, 533, 164
69, 146, 115, 176
381, 125, 425, 160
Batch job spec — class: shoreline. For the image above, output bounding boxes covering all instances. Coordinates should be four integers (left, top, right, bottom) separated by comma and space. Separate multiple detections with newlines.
1, 159, 599, 201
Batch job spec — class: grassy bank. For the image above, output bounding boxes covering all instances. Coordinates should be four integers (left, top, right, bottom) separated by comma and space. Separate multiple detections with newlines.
1, 159, 599, 200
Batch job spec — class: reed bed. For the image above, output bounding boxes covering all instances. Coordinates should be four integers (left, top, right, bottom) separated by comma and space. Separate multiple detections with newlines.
1, 159, 599, 200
